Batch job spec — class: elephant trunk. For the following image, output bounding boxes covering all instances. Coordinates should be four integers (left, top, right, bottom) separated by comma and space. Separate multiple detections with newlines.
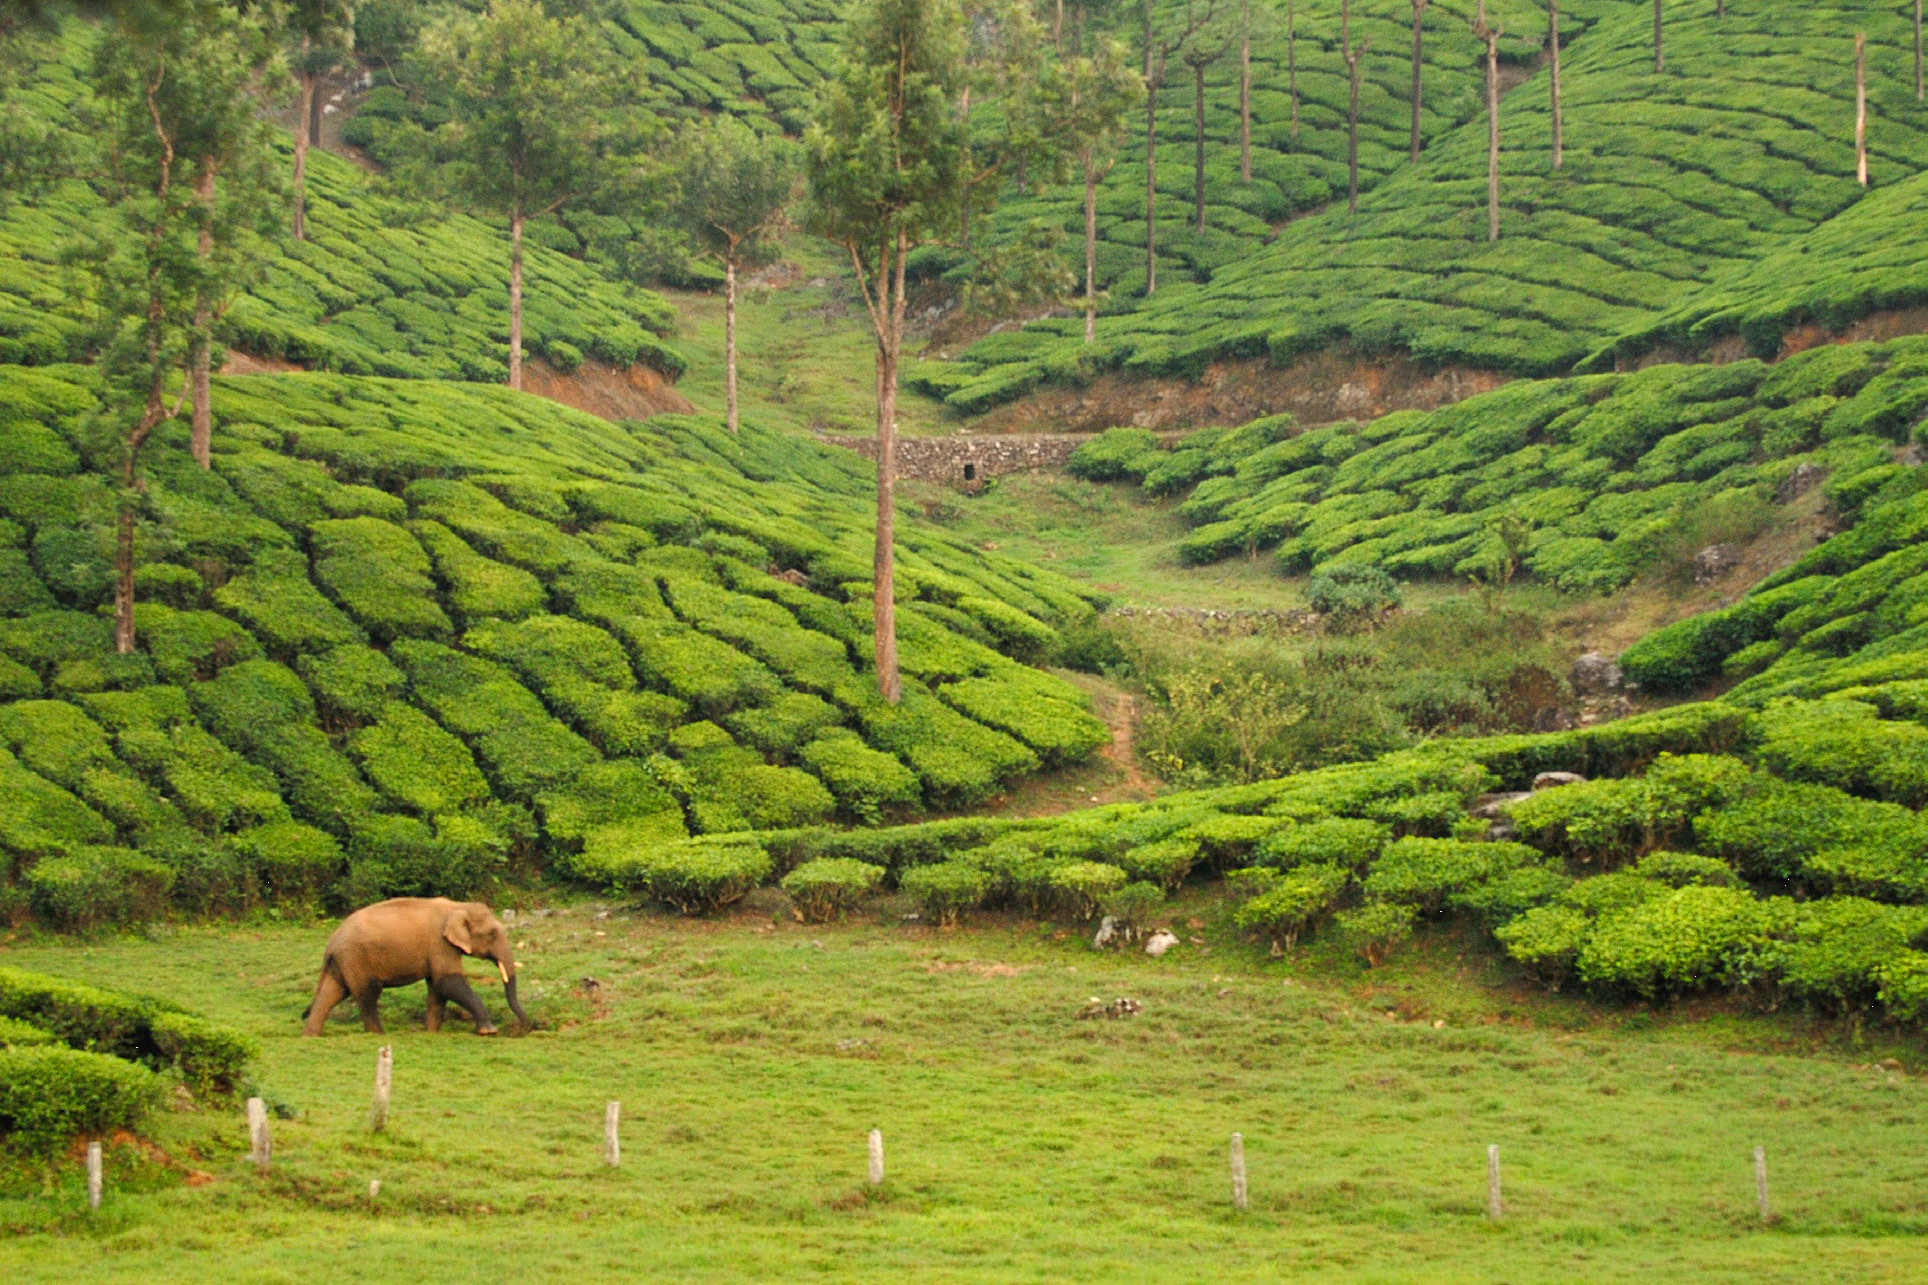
502, 971, 531, 1028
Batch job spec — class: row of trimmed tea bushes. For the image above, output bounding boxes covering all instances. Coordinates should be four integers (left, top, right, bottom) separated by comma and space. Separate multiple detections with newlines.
0, 26, 680, 381
1622, 477, 1928, 701
576, 699, 1928, 1021
937, 0, 1623, 309
1067, 341, 1924, 589
0, 967, 254, 1152
937, 1, 1928, 411
0, 366, 1105, 926
1608, 168, 1928, 366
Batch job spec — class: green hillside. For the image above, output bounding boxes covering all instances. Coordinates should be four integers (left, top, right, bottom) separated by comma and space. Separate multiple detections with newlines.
0, 363, 1106, 929
940, 0, 1928, 410
0, 26, 681, 383
1063, 337, 1923, 591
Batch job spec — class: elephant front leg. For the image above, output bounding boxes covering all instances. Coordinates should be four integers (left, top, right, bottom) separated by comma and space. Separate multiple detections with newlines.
356, 982, 386, 1034
431, 973, 498, 1036
425, 985, 447, 1033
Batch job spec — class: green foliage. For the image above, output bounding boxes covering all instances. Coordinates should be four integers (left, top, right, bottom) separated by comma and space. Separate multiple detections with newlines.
0, 966, 254, 1095
1495, 905, 1592, 991
575, 835, 771, 915
797, 729, 920, 824
1254, 818, 1388, 871
780, 857, 884, 922
1336, 901, 1418, 968
1575, 885, 1785, 999
1233, 863, 1349, 950
1361, 838, 1542, 915
349, 703, 491, 815
21, 846, 173, 931
0, 1045, 160, 1152
310, 518, 451, 643
898, 860, 993, 926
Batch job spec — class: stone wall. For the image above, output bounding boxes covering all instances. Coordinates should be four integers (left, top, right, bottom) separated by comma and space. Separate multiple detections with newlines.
822, 431, 1182, 489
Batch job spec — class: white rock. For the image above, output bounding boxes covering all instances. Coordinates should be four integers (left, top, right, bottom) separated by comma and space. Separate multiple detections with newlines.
1144, 930, 1180, 957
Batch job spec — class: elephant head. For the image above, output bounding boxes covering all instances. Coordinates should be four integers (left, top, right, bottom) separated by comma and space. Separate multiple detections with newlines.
444, 902, 531, 1029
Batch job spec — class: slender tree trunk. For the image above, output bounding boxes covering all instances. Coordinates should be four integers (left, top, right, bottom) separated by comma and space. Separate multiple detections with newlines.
724, 256, 739, 432
1055, 0, 1064, 50
508, 209, 524, 391
119, 70, 175, 656
1084, 154, 1100, 343
872, 230, 906, 704
1288, 0, 1299, 142
1193, 63, 1207, 232
292, 56, 313, 242
1239, 0, 1252, 181
309, 79, 324, 152
1144, 2, 1158, 295
1653, 0, 1662, 74
191, 162, 215, 468
1549, 0, 1563, 169
1856, 32, 1868, 186
1346, 44, 1364, 213
1410, 0, 1426, 164
1917, 0, 1924, 102
1486, 30, 1501, 241
959, 85, 972, 252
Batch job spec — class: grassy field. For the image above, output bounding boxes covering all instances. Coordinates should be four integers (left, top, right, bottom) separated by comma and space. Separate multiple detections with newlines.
3, 897, 1926, 1281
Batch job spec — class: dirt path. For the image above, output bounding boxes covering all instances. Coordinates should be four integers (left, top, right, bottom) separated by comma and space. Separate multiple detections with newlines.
1105, 692, 1157, 800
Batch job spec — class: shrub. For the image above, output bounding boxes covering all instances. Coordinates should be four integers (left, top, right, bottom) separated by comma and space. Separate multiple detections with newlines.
0, 966, 254, 1094
1115, 838, 1198, 893
0, 1046, 162, 1152
1336, 901, 1418, 967
1750, 699, 1928, 806
309, 517, 452, 642
1066, 427, 1164, 482
798, 729, 921, 824
213, 550, 364, 656
538, 759, 687, 852
1233, 862, 1349, 950
726, 692, 842, 758
1186, 814, 1290, 868
410, 519, 547, 623
1447, 864, 1574, 929
350, 702, 491, 814
1575, 886, 1785, 998
227, 822, 343, 905
1631, 851, 1743, 889
576, 836, 770, 915
936, 675, 1107, 765
1496, 906, 1592, 991
1305, 564, 1401, 629
1044, 860, 1128, 919
296, 644, 406, 726
1363, 838, 1542, 914
1254, 818, 1389, 871
900, 860, 994, 926
23, 847, 174, 930
1694, 780, 1928, 891
1099, 880, 1165, 935
1507, 754, 1755, 866
0, 1016, 56, 1048
780, 858, 885, 922
1765, 898, 1928, 1013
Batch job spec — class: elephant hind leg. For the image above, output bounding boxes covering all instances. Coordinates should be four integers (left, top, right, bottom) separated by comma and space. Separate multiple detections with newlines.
425, 985, 447, 1033
432, 973, 497, 1035
355, 982, 386, 1034
303, 967, 349, 1037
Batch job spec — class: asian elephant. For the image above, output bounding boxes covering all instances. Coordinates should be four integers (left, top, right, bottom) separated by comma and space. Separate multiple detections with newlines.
302, 898, 529, 1036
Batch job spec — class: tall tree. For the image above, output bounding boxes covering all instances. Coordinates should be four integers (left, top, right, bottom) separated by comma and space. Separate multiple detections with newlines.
1474, 8, 1501, 241
1855, 31, 1867, 186
1287, 0, 1298, 143
807, 0, 969, 703
1180, 10, 1234, 232
1547, 0, 1562, 169
1051, 31, 1140, 340
424, 0, 651, 392
86, 0, 275, 653
1139, 0, 1219, 295
1652, 0, 1662, 73
675, 118, 797, 434
284, 0, 353, 242
1408, 0, 1427, 163
1239, 0, 1250, 180
1916, 0, 1923, 102
1342, 0, 1367, 213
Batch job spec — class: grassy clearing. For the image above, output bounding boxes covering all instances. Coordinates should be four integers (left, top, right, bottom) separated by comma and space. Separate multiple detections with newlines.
2, 899, 1926, 1281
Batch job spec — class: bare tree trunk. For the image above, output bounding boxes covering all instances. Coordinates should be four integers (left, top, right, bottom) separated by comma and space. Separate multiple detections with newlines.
191, 162, 215, 468
1549, 0, 1563, 169
1288, 0, 1298, 142
1193, 63, 1207, 232
1856, 32, 1868, 186
292, 57, 313, 241
1144, 2, 1159, 295
508, 209, 524, 391
1055, 0, 1064, 49
724, 256, 739, 432
1085, 155, 1100, 343
1653, 0, 1662, 74
1239, 0, 1252, 181
120, 69, 175, 655
1917, 0, 1924, 102
1410, 0, 1426, 163
1345, 20, 1365, 214
1486, 28, 1501, 241
872, 231, 906, 704
958, 85, 972, 253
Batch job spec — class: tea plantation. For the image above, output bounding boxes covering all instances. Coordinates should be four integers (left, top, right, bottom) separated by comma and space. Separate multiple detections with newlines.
0, 363, 1108, 931
0, 27, 681, 384
938, 0, 1928, 410
1064, 337, 1923, 590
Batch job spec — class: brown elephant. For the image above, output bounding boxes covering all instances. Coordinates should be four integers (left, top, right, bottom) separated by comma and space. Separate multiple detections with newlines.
303, 898, 530, 1036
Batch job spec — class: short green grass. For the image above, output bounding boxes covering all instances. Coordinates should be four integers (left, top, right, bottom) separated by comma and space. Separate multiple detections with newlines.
4, 896, 1926, 1282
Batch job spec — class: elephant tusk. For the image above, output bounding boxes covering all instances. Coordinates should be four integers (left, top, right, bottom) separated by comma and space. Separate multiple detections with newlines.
498, 961, 511, 985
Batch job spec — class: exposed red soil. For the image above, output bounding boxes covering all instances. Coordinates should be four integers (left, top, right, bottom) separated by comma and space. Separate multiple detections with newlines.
220, 350, 305, 375
517, 357, 693, 422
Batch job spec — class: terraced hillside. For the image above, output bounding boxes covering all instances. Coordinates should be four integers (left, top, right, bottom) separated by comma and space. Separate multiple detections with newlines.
942, 0, 1928, 411
0, 364, 1107, 928
1065, 337, 1924, 590
0, 29, 681, 383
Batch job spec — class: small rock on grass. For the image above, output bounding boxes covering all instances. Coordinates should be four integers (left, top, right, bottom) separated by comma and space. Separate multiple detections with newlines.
1144, 930, 1179, 957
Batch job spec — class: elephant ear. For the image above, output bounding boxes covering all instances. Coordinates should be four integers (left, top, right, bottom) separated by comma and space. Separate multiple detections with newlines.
443, 910, 475, 955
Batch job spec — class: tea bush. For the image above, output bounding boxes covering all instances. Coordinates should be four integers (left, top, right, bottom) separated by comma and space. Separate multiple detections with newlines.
780, 857, 885, 922
0, 1046, 161, 1153
899, 861, 994, 926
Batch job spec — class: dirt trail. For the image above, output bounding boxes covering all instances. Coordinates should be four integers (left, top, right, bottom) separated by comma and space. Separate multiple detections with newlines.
1104, 692, 1157, 800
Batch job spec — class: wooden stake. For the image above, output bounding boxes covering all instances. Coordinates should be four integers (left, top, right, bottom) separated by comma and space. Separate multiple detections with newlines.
604, 1101, 621, 1168
246, 1096, 270, 1172
1855, 33, 1868, 186
1230, 1133, 1248, 1210
1754, 1145, 1770, 1221
867, 1128, 884, 1186
87, 1141, 102, 1210
1486, 1144, 1503, 1219
369, 1045, 392, 1133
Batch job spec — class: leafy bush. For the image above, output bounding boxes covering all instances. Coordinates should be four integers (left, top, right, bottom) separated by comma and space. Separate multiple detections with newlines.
1496, 905, 1592, 991
1233, 863, 1349, 950
1363, 839, 1542, 915
1044, 860, 1128, 920
577, 837, 771, 915
227, 822, 343, 905
1114, 838, 1197, 893
0, 967, 254, 1094
0, 1046, 161, 1152
899, 860, 993, 926
1254, 818, 1388, 871
1336, 901, 1417, 967
798, 729, 921, 824
1575, 886, 1784, 998
1305, 564, 1401, 629
1099, 881, 1165, 935
22, 846, 174, 931
780, 858, 885, 922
